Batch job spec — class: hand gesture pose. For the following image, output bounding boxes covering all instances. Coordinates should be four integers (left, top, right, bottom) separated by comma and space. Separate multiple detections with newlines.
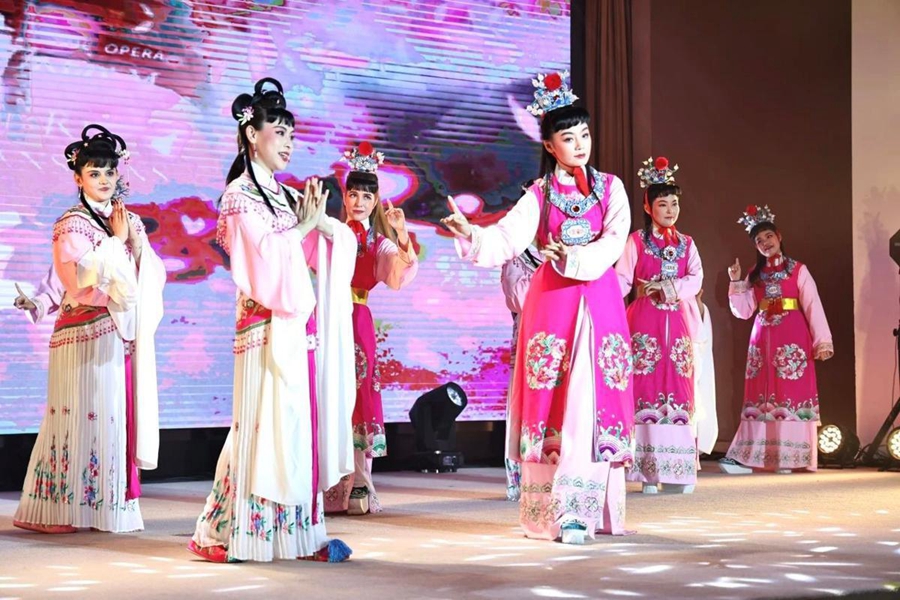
636, 278, 663, 300
539, 233, 569, 262
385, 200, 410, 248
109, 200, 129, 243
728, 258, 741, 282
13, 283, 35, 311
440, 196, 473, 240
295, 177, 329, 238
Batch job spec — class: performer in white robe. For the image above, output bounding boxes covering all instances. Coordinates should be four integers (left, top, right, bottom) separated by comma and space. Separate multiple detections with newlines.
189, 78, 357, 563
14, 124, 165, 534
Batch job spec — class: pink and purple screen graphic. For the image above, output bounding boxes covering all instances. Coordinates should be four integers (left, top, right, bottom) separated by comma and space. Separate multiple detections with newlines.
0, 0, 570, 433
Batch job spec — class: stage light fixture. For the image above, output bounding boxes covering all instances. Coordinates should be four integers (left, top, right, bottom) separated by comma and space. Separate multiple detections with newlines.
887, 427, 900, 461
817, 424, 860, 468
408, 382, 468, 472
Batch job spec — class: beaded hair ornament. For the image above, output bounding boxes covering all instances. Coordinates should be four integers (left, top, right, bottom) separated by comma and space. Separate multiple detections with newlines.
342, 141, 385, 174
638, 156, 678, 189
737, 205, 776, 232
526, 71, 578, 117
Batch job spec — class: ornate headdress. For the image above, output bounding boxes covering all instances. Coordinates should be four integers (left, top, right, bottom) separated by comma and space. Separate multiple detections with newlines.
527, 71, 578, 117
637, 156, 678, 189
737, 205, 776, 232
342, 141, 384, 174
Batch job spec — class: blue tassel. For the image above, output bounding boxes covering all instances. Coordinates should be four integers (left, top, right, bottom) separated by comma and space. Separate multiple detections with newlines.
327, 539, 353, 563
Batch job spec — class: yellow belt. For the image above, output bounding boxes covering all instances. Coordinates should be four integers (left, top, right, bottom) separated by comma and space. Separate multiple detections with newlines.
351, 287, 369, 305
759, 297, 799, 311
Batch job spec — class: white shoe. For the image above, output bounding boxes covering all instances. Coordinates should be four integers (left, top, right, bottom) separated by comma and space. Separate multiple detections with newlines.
560, 527, 586, 545
718, 458, 752, 475
642, 483, 659, 494
664, 484, 695, 494
559, 519, 587, 545
775, 469, 792, 474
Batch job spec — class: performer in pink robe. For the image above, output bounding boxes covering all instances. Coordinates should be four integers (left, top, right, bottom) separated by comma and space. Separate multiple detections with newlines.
615, 157, 703, 494
14, 125, 166, 534
323, 143, 418, 516
189, 78, 357, 563
443, 72, 634, 544
720, 205, 834, 474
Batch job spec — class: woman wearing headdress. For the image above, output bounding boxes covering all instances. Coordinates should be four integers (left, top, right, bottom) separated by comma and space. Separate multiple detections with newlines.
719, 206, 833, 474
189, 78, 357, 563
442, 72, 634, 544
13, 125, 166, 533
615, 157, 703, 494
323, 143, 418, 516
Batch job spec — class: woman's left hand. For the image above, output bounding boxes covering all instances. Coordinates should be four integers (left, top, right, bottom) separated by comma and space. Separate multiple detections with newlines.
814, 345, 834, 361
539, 233, 569, 262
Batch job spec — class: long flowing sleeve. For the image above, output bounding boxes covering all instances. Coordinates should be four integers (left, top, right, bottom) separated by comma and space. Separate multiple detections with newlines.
797, 265, 833, 352
375, 236, 418, 290
555, 176, 631, 281
24, 265, 65, 324
455, 189, 540, 268
315, 218, 357, 490
728, 278, 757, 320
53, 215, 137, 309
218, 192, 315, 319
614, 233, 638, 297
132, 224, 166, 470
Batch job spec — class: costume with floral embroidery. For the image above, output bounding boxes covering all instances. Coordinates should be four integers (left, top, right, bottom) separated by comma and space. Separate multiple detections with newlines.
191, 171, 357, 561
456, 166, 634, 540
726, 257, 832, 470
14, 201, 165, 533
324, 221, 417, 514
615, 228, 703, 487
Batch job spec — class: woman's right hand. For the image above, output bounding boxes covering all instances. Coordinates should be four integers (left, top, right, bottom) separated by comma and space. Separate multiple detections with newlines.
13, 283, 35, 311
728, 258, 741, 282
295, 177, 326, 237
440, 196, 473, 240
110, 200, 129, 243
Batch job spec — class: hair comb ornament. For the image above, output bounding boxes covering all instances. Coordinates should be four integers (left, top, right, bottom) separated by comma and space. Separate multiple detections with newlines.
526, 71, 578, 117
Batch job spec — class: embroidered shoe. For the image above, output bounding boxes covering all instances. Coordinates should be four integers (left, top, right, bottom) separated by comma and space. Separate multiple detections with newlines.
347, 486, 370, 515
559, 519, 587, 545
718, 457, 752, 475
187, 540, 232, 563
300, 539, 353, 563
13, 520, 76, 534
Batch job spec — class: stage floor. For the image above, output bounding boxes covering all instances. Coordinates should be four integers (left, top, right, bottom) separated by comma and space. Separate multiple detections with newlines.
0, 464, 898, 599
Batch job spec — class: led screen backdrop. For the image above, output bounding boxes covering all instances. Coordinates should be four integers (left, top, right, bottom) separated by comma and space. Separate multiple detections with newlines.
0, 0, 570, 433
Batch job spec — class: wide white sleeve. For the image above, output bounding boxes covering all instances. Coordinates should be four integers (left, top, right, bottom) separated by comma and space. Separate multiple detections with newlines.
454, 190, 540, 269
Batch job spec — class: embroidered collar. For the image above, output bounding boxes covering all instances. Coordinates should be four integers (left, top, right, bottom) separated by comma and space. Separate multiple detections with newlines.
759, 257, 796, 282
640, 229, 687, 267
545, 166, 607, 218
